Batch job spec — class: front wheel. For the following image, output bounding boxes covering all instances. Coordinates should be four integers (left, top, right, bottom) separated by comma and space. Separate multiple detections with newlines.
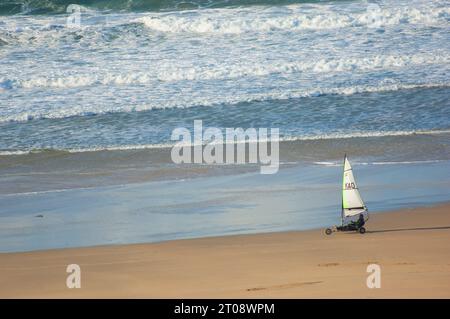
359, 227, 366, 234
325, 228, 332, 235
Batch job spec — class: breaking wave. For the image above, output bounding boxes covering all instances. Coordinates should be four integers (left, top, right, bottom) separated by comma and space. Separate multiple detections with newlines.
2, 53, 448, 90
137, 4, 450, 33
0, 0, 321, 15
1, 82, 449, 123
2, 128, 450, 156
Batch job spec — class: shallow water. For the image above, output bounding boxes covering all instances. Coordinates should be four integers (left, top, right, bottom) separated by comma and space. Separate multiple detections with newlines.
1, 160, 449, 252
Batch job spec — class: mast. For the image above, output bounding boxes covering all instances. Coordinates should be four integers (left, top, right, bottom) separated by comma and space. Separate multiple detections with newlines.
341, 154, 346, 226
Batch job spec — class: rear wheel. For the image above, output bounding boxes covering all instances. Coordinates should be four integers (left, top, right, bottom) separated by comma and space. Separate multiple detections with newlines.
359, 227, 366, 234
325, 228, 332, 235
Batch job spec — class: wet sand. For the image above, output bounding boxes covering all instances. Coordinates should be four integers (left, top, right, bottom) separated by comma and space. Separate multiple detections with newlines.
1, 203, 449, 298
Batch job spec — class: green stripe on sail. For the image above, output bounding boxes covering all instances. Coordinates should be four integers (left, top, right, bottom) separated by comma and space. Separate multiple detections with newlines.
342, 170, 347, 209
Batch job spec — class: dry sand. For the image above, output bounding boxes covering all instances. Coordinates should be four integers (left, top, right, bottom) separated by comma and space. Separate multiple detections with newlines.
1, 203, 449, 298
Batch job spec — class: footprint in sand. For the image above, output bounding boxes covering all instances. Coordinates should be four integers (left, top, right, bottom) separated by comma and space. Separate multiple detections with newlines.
247, 281, 323, 292
317, 262, 339, 267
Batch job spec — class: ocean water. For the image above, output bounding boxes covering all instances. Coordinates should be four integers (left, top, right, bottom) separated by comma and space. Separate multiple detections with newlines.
0, 0, 449, 156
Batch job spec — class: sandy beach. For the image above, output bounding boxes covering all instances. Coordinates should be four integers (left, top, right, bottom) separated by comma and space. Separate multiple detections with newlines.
1, 0, 449, 302
1, 202, 449, 298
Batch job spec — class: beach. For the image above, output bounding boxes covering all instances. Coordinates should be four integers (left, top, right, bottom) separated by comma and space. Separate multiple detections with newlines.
1, 0, 450, 300
1, 203, 449, 298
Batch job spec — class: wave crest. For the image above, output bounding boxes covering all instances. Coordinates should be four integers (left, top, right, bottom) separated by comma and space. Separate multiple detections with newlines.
2, 129, 450, 156
0, 0, 314, 15
1, 82, 448, 123
137, 4, 450, 33
2, 53, 447, 90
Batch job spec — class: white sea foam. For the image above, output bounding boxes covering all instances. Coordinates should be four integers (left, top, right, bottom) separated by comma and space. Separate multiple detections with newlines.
313, 161, 340, 167
2, 1, 446, 47
3, 53, 448, 90
0, 150, 33, 156
2, 129, 450, 156
137, 3, 450, 34
314, 159, 448, 167
1, 81, 448, 123
0, 186, 102, 197
281, 129, 450, 142
371, 160, 446, 165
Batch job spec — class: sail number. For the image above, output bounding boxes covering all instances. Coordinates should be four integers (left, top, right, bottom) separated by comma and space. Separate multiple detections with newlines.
345, 182, 356, 189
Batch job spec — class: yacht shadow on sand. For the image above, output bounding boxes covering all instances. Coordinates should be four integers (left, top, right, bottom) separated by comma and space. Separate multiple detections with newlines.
367, 226, 450, 234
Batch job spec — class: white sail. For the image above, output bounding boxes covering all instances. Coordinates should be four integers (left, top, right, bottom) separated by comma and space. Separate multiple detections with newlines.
342, 156, 367, 219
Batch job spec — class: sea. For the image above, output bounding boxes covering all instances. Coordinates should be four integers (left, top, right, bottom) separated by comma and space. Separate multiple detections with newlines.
0, 0, 449, 251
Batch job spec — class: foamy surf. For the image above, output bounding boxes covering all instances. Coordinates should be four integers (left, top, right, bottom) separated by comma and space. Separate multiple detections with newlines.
2, 128, 450, 156
1, 82, 449, 123
314, 159, 448, 167
2, 53, 448, 90
137, 3, 450, 34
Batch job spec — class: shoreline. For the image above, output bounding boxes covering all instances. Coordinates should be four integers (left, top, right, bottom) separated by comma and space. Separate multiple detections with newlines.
1, 200, 450, 255
2, 130, 450, 195
1, 159, 450, 253
1, 202, 449, 298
